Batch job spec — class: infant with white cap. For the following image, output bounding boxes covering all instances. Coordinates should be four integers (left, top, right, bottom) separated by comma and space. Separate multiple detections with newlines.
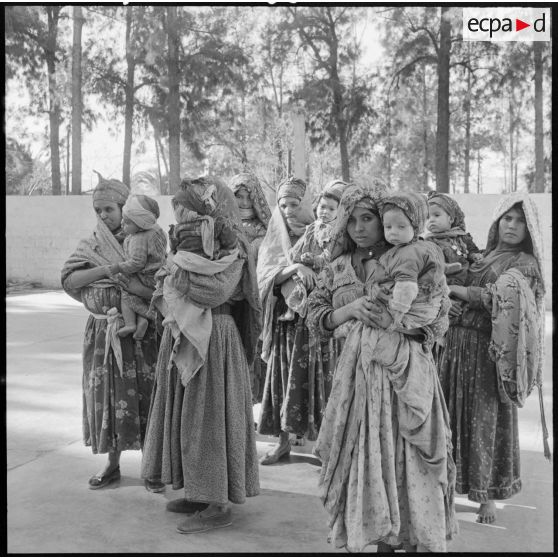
106, 194, 167, 339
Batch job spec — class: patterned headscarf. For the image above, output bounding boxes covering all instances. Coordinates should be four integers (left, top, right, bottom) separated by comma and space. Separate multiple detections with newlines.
381, 191, 428, 239
427, 192, 466, 230
92, 172, 130, 205
277, 176, 306, 202
329, 183, 389, 260
230, 171, 272, 227
322, 179, 350, 203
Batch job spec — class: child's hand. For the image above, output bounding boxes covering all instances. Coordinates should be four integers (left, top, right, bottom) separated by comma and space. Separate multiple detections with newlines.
470, 253, 483, 263
105, 264, 120, 276
445, 262, 462, 275
300, 252, 315, 266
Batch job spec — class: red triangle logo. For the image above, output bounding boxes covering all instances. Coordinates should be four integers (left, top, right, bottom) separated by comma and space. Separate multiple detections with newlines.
516, 19, 530, 31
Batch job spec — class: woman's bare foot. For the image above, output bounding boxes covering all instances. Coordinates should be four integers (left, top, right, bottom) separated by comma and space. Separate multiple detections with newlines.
260, 431, 291, 465
476, 500, 496, 524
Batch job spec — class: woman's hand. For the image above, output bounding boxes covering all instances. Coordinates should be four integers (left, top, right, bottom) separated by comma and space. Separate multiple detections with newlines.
448, 301, 463, 319
367, 299, 394, 329
295, 264, 317, 290
343, 296, 379, 326
449, 285, 468, 300
116, 274, 153, 298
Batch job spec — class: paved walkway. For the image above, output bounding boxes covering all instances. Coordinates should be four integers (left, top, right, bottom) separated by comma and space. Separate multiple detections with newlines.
6, 291, 554, 554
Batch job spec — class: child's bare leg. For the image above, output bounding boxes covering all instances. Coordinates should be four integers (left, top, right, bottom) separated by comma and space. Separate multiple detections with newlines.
117, 300, 137, 337
133, 316, 149, 340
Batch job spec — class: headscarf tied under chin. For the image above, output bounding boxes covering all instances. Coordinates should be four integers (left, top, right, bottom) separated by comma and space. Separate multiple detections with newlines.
92, 171, 130, 205
329, 182, 389, 261
230, 172, 272, 227
381, 191, 428, 240
427, 192, 466, 230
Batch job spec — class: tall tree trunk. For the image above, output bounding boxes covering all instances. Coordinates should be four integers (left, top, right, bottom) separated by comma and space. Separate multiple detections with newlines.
240, 78, 248, 165
71, 6, 83, 195
463, 45, 471, 194
421, 63, 429, 191
332, 77, 350, 181
386, 98, 392, 189
534, 41, 545, 192
508, 91, 514, 193
435, 7, 451, 193
123, 6, 135, 188
167, 6, 181, 192
327, 16, 350, 182
46, 7, 61, 195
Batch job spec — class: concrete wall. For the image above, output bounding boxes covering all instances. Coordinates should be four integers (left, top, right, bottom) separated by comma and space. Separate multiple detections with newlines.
6, 193, 553, 308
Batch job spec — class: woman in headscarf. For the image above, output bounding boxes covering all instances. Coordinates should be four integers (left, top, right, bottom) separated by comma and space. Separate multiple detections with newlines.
306, 183, 457, 553
60, 175, 159, 490
256, 176, 335, 463
140, 176, 261, 534
230, 171, 271, 403
437, 192, 548, 525
230, 171, 271, 252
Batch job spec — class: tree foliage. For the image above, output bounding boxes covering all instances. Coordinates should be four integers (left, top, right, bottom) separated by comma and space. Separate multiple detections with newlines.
5, 5, 552, 195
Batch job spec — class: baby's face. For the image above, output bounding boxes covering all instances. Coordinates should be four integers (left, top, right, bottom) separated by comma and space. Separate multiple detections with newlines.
316, 196, 338, 223
426, 205, 452, 233
121, 216, 140, 235
383, 208, 414, 245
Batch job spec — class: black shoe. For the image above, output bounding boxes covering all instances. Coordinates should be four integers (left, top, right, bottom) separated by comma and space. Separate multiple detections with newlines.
88, 467, 121, 490
144, 478, 165, 493
166, 498, 209, 514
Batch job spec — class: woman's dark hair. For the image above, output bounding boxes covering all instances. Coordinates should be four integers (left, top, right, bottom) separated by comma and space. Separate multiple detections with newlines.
498, 202, 533, 254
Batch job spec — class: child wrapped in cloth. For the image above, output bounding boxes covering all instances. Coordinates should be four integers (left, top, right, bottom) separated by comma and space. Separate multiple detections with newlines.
142, 176, 261, 531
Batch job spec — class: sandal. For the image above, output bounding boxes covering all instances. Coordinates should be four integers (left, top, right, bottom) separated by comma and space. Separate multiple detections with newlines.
144, 478, 166, 493
88, 466, 121, 490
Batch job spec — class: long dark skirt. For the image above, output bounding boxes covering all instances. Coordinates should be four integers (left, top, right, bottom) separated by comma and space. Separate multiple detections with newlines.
257, 296, 335, 441
438, 325, 521, 502
141, 312, 260, 505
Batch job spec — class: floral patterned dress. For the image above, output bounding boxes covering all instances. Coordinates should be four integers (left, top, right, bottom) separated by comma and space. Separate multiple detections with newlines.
307, 253, 457, 553
437, 248, 542, 502
79, 286, 157, 453
61, 221, 158, 455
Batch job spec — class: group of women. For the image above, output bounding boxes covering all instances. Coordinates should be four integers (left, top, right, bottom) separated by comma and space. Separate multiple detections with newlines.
61, 171, 546, 552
